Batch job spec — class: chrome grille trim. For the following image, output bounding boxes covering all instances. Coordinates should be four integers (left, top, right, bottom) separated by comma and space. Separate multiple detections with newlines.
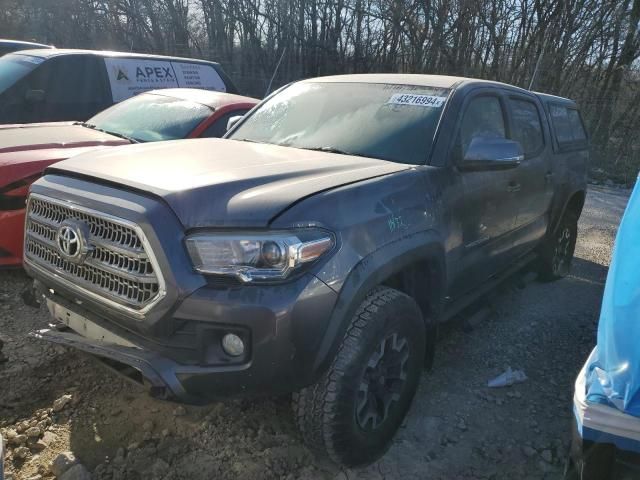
24, 194, 166, 318
28, 213, 148, 258
29, 198, 143, 250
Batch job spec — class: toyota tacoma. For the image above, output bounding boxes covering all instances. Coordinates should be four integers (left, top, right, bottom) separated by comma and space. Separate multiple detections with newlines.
24, 74, 588, 466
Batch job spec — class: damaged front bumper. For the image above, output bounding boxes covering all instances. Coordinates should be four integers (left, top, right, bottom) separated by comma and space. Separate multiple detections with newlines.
27, 266, 338, 404
30, 299, 243, 404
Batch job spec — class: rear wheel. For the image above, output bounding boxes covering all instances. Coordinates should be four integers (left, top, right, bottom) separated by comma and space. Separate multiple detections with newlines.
293, 286, 426, 467
538, 210, 578, 281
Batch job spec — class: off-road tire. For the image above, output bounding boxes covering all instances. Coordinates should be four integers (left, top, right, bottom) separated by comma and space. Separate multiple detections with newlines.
538, 209, 578, 281
292, 286, 426, 467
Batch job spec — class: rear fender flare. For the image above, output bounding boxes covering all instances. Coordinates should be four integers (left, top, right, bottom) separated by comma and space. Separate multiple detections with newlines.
550, 189, 586, 235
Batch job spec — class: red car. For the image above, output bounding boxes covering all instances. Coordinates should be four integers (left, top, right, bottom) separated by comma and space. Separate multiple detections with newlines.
0, 88, 258, 267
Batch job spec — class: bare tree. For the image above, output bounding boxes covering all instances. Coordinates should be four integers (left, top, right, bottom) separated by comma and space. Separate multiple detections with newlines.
2, 0, 640, 181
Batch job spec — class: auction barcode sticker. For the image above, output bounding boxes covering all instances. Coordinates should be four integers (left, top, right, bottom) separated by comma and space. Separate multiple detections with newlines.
387, 93, 447, 108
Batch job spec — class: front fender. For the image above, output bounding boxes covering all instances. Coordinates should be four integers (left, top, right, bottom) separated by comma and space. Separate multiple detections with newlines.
308, 229, 446, 382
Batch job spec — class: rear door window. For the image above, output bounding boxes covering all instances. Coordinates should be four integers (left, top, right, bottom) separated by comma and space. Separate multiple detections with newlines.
549, 104, 588, 148
567, 108, 587, 141
508, 98, 544, 155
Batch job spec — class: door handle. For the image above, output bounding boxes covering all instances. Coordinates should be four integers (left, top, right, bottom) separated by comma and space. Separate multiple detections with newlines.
545, 171, 554, 182
507, 181, 521, 193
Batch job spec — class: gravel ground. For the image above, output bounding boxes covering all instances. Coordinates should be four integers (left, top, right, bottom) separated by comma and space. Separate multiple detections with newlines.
0, 185, 630, 480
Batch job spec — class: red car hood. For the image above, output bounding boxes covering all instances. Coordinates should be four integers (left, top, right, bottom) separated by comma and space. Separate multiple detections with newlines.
0, 124, 130, 187
0, 122, 76, 130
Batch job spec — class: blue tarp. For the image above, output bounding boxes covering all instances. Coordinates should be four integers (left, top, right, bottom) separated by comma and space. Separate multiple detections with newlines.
586, 180, 640, 417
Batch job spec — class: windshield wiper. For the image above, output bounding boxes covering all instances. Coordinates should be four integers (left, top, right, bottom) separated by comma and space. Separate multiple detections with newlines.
80, 122, 139, 144
232, 138, 265, 144
231, 140, 375, 159
299, 146, 372, 158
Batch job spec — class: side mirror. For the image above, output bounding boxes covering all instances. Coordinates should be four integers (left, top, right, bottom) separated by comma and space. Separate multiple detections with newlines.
226, 115, 243, 132
25, 89, 45, 103
460, 136, 524, 171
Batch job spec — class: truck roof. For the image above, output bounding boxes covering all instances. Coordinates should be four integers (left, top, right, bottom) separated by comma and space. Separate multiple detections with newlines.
308, 74, 468, 89
9, 48, 221, 66
307, 73, 530, 92
533, 91, 577, 107
305, 74, 577, 103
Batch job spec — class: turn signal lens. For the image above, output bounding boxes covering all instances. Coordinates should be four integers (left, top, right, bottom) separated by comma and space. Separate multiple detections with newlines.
295, 237, 334, 264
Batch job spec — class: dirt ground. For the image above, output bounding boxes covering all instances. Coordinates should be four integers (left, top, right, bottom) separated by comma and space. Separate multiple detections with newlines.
0, 185, 630, 480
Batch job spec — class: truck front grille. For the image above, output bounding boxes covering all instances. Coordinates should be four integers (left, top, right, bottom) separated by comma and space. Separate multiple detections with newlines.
24, 194, 165, 316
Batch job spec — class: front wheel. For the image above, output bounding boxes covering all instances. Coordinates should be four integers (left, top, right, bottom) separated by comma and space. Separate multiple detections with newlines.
538, 210, 578, 281
293, 286, 426, 467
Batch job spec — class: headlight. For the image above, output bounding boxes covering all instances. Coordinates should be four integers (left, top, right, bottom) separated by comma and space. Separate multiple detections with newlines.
185, 230, 334, 283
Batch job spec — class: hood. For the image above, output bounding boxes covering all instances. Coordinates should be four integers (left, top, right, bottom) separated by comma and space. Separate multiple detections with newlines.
48, 138, 410, 228
0, 122, 75, 130
0, 124, 129, 187
0, 123, 129, 154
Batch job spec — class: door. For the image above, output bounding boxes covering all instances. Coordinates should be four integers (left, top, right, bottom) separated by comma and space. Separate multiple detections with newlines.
449, 92, 522, 294
506, 95, 553, 244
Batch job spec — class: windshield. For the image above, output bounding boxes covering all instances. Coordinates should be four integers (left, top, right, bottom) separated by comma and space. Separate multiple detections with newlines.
0, 54, 42, 94
88, 93, 212, 142
229, 82, 450, 164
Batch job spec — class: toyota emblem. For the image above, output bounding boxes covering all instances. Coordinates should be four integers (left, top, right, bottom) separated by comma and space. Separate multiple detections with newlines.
56, 221, 92, 263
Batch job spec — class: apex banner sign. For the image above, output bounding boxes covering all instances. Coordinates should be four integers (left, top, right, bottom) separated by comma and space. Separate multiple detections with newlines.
105, 58, 226, 102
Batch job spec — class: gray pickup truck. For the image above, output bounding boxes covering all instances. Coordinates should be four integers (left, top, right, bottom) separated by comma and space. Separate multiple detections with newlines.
24, 74, 588, 466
